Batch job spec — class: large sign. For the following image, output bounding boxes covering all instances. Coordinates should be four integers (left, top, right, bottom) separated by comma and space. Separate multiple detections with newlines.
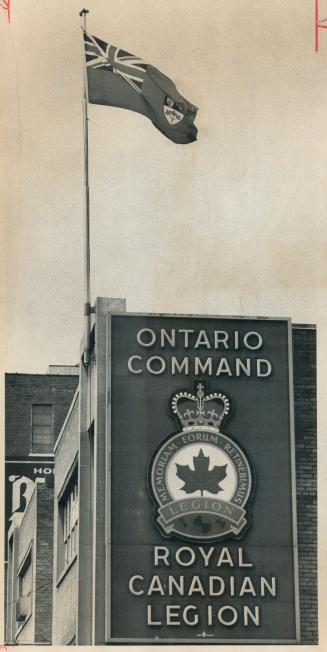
106, 314, 299, 643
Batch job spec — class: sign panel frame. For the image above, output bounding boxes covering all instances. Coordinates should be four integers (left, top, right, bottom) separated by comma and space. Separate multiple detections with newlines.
105, 312, 300, 644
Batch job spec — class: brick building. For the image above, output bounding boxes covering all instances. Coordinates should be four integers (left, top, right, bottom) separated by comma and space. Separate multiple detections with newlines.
4, 300, 318, 645
5, 366, 79, 459
293, 327, 318, 642
52, 390, 79, 645
6, 479, 54, 644
4, 366, 79, 643
5, 367, 79, 541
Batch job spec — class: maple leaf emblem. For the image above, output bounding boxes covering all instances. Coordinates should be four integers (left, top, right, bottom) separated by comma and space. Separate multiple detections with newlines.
176, 449, 227, 496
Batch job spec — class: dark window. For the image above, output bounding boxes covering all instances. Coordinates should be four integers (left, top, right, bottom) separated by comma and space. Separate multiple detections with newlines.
57, 467, 79, 578
17, 549, 32, 622
63, 479, 78, 566
31, 404, 53, 453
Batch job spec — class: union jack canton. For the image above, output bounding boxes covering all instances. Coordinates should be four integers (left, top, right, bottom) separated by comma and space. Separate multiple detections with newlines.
84, 32, 148, 95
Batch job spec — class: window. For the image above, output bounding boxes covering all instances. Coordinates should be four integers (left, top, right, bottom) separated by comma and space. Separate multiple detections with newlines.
57, 463, 79, 580
62, 478, 78, 567
31, 404, 53, 453
17, 549, 32, 622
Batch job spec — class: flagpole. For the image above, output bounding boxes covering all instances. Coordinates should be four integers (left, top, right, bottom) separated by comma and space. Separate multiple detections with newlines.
79, 8, 91, 367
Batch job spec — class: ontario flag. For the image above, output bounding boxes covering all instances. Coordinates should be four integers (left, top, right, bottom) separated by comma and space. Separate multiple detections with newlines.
83, 31, 198, 144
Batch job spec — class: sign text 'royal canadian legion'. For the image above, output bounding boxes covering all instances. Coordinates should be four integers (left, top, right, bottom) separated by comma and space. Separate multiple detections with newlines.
129, 545, 277, 628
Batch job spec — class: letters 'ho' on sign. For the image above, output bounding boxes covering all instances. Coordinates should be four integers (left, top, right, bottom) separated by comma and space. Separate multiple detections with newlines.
106, 314, 300, 644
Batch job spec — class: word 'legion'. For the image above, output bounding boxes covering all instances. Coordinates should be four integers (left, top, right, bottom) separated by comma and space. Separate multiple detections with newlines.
127, 328, 273, 377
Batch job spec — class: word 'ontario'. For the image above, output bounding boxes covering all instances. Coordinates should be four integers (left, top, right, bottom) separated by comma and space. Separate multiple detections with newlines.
127, 328, 272, 377
128, 546, 278, 628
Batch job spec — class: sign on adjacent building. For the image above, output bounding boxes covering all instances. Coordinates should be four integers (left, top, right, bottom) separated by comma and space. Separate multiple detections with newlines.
106, 314, 300, 643
5, 462, 54, 546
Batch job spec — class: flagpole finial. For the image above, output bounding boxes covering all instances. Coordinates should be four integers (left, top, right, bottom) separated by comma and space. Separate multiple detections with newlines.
79, 8, 89, 30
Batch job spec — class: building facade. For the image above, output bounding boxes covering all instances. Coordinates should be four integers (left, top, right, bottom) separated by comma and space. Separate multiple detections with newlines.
4, 367, 79, 643
52, 390, 79, 645
5, 367, 79, 542
6, 479, 54, 644
5, 300, 317, 645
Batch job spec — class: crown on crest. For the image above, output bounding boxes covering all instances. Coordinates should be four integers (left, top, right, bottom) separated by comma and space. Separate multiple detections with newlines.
170, 383, 231, 431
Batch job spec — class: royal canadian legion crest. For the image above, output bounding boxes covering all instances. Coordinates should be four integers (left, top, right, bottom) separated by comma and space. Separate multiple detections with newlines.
149, 382, 253, 541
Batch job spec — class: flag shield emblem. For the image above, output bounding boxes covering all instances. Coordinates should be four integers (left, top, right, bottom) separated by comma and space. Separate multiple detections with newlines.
163, 96, 185, 125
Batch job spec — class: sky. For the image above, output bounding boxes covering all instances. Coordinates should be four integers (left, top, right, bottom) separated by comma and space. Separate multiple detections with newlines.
1, 0, 327, 375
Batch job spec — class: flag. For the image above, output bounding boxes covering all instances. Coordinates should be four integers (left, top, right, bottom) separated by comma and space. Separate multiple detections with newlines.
83, 31, 198, 144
